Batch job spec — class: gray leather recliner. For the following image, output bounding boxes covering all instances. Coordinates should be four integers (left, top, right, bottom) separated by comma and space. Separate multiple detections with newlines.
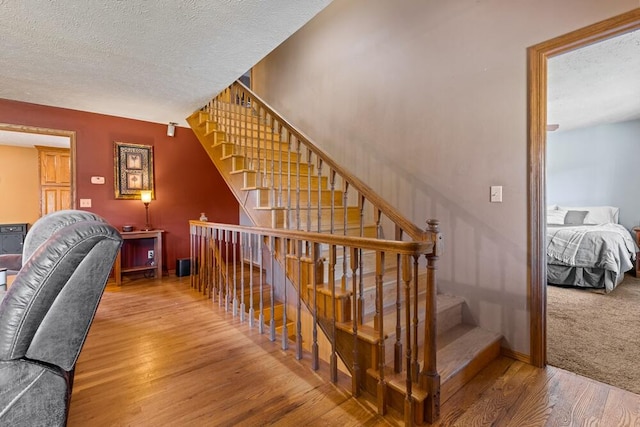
0, 210, 122, 426
0, 210, 107, 275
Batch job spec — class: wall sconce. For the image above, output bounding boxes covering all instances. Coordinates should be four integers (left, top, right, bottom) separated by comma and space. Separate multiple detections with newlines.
167, 122, 177, 137
140, 190, 153, 231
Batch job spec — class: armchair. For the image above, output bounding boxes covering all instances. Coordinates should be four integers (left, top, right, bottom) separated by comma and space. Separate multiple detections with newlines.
0, 210, 122, 426
0, 210, 106, 276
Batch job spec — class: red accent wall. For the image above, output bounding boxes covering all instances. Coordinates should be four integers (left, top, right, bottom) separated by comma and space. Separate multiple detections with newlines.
0, 98, 239, 271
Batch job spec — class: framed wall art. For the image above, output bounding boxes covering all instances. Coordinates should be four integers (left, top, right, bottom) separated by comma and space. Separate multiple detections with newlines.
114, 142, 154, 199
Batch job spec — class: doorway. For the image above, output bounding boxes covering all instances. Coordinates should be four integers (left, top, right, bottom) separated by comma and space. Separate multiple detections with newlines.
527, 9, 640, 367
0, 123, 76, 223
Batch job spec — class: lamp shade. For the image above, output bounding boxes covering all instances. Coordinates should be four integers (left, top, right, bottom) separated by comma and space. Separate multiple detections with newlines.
140, 190, 152, 204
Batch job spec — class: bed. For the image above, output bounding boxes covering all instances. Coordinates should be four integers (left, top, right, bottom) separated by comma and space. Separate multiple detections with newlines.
546, 205, 638, 293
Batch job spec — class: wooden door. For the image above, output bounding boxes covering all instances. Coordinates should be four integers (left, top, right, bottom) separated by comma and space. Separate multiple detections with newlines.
40, 150, 71, 184
36, 146, 71, 215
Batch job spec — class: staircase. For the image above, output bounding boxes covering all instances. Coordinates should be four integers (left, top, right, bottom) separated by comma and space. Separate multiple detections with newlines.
186, 81, 501, 425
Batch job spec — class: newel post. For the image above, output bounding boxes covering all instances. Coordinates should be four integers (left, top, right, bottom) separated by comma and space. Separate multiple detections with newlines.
420, 219, 442, 423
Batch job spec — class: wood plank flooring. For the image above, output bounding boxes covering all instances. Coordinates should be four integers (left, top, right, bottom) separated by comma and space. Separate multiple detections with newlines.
68, 276, 640, 426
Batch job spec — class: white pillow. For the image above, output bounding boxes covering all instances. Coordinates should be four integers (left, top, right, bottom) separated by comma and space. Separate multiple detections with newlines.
547, 209, 567, 225
558, 206, 619, 224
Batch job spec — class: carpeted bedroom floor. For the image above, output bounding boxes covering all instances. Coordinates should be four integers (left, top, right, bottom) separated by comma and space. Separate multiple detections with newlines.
547, 273, 640, 395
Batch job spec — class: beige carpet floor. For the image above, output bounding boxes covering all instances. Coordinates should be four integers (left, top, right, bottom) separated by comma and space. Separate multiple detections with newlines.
547, 274, 640, 394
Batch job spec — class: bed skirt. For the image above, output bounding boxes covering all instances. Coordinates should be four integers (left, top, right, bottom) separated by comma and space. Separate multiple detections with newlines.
547, 264, 621, 292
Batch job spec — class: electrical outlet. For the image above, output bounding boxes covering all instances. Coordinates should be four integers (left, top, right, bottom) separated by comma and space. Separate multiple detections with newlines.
148, 250, 154, 259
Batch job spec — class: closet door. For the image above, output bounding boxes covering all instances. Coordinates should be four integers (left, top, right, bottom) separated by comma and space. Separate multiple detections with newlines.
36, 146, 71, 215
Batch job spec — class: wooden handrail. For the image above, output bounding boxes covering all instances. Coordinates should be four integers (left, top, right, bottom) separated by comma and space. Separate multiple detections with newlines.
190, 220, 433, 255
189, 219, 440, 422
230, 81, 428, 242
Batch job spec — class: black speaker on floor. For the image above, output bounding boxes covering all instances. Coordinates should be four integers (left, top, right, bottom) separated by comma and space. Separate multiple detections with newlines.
176, 258, 191, 277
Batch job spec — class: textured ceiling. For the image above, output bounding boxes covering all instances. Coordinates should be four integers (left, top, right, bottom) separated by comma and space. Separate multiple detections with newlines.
548, 28, 640, 132
1, 2, 636, 133
0, 0, 332, 126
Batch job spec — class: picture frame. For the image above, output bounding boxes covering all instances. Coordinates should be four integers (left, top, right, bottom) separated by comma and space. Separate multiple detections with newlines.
114, 142, 154, 199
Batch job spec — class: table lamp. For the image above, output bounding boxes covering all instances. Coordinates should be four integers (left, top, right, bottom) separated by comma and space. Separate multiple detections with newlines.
140, 190, 153, 231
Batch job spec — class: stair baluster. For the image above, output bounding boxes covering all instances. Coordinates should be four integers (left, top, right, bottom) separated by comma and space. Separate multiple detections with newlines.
311, 241, 319, 371
394, 226, 403, 373
258, 237, 265, 334
232, 231, 238, 317
329, 244, 337, 383
306, 150, 312, 232
218, 229, 224, 307
189, 223, 196, 290
342, 182, 349, 293
350, 247, 360, 396
269, 236, 276, 342
270, 116, 276, 207
207, 227, 214, 299
316, 158, 322, 233
277, 123, 284, 208
286, 132, 292, 229
295, 138, 302, 230
376, 250, 387, 415
248, 234, 254, 327
296, 239, 303, 360
402, 254, 414, 426
225, 230, 230, 312
358, 195, 365, 324
412, 255, 419, 382
282, 238, 289, 351
240, 232, 246, 322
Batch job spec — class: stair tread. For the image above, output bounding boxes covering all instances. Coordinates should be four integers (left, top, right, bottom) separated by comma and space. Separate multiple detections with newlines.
435, 324, 502, 383
358, 285, 456, 321
336, 293, 465, 336
374, 324, 501, 402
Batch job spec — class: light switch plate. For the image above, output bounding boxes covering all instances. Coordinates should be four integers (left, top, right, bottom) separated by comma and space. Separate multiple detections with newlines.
80, 198, 92, 208
490, 186, 502, 203
91, 176, 105, 184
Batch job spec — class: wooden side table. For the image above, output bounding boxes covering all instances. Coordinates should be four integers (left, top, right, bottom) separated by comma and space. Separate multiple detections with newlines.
632, 227, 640, 277
114, 230, 163, 285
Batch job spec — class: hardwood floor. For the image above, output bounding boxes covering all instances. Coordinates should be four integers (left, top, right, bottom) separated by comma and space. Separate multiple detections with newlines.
68, 276, 640, 426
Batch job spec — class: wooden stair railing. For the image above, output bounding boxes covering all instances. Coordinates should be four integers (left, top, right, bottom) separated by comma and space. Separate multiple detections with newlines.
186, 81, 446, 424
190, 221, 440, 425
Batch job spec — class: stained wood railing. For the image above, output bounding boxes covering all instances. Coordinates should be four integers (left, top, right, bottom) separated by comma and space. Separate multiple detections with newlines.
190, 80, 445, 423
201, 81, 428, 241
190, 220, 442, 424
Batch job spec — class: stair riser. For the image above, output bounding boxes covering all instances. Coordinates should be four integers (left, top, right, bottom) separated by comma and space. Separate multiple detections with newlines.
270, 208, 362, 229
221, 143, 299, 163
241, 171, 328, 190
235, 161, 314, 175
215, 121, 273, 134
225, 128, 281, 140
198, 108, 262, 125
252, 188, 344, 209
217, 137, 289, 151
255, 175, 332, 194
318, 249, 396, 280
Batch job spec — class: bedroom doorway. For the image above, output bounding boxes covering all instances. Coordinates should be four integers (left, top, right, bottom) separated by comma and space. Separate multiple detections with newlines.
0, 123, 77, 223
527, 9, 640, 369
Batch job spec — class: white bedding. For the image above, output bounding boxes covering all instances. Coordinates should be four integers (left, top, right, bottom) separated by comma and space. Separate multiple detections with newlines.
546, 223, 637, 292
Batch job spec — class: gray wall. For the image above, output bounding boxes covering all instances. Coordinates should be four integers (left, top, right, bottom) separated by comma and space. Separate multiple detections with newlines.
252, 0, 639, 356
548, 119, 640, 230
